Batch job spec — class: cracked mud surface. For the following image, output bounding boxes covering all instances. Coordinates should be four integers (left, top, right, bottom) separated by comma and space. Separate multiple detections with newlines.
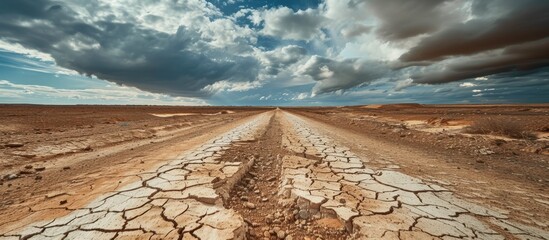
0, 113, 271, 239
1, 108, 548, 240
279, 112, 548, 239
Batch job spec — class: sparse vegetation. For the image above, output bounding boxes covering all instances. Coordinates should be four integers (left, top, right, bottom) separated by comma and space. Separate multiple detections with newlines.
465, 118, 537, 140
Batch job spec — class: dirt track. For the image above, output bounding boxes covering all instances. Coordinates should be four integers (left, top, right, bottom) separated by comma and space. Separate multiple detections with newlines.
0, 107, 548, 239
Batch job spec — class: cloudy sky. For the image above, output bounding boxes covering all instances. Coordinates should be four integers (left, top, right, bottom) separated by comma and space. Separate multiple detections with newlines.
0, 0, 548, 106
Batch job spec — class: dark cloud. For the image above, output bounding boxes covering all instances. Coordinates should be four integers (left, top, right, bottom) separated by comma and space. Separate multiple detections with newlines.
396, 0, 549, 86
411, 37, 549, 84
0, 0, 260, 97
400, 0, 549, 62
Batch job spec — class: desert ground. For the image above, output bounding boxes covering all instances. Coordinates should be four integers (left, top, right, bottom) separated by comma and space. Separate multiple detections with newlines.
0, 104, 548, 240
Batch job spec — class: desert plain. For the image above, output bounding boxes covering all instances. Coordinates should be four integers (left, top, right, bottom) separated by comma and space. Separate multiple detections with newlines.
0, 104, 548, 240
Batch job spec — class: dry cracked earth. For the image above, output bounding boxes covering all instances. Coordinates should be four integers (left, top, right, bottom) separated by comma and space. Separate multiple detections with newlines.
0, 109, 548, 240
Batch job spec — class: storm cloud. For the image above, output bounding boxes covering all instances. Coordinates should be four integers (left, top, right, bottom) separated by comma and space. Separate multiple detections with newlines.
411, 37, 549, 84
0, 0, 260, 96
391, 0, 549, 86
400, 0, 549, 62
0, 0, 548, 104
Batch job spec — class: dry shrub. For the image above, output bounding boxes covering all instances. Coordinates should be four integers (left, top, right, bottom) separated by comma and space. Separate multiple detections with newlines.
465, 118, 537, 140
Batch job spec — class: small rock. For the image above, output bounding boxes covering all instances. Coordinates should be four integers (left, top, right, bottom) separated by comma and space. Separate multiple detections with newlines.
62, 166, 71, 170
338, 198, 346, 204
276, 230, 286, 239
261, 197, 268, 202
479, 148, 495, 155
265, 214, 273, 224
59, 200, 68, 205
5, 143, 24, 148
254, 190, 260, 194
35, 175, 42, 180
35, 167, 46, 171
245, 202, 256, 209
266, 176, 276, 181
298, 210, 310, 220
240, 196, 249, 202
5, 174, 18, 180
24, 165, 33, 169
19, 170, 33, 175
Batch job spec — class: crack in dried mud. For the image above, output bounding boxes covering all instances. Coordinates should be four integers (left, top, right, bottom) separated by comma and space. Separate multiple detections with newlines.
1, 110, 548, 240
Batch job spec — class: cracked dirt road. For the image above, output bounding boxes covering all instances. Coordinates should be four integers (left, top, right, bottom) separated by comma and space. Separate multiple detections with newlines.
1, 109, 548, 239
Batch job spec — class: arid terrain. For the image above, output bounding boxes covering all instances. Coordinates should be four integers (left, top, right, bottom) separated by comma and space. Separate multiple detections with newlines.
0, 104, 548, 240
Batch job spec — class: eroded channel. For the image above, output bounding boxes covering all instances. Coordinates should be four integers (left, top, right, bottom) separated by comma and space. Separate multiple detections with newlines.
225, 110, 348, 240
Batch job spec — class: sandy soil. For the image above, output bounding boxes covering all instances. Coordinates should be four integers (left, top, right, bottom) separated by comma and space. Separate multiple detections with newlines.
0, 105, 547, 240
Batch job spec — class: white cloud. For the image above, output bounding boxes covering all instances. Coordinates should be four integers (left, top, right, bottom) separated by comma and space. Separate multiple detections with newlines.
338, 35, 406, 61
475, 76, 489, 81
0, 80, 207, 105
471, 88, 496, 94
292, 92, 309, 100
394, 78, 415, 91
255, 45, 307, 75
459, 82, 477, 87
340, 24, 372, 39
0, 52, 79, 76
298, 56, 388, 95
259, 94, 272, 100
322, 0, 370, 21
0, 40, 54, 62
202, 80, 261, 93
257, 7, 328, 41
